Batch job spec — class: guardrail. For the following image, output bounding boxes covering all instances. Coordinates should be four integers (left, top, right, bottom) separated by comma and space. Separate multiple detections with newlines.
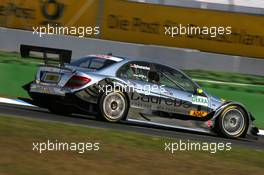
0, 27, 263, 76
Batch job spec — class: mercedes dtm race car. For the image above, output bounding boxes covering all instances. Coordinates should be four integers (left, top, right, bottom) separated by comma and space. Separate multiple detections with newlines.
23, 54, 259, 139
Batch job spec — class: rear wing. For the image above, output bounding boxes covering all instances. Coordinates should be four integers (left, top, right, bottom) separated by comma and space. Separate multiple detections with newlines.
20, 45, 72, 67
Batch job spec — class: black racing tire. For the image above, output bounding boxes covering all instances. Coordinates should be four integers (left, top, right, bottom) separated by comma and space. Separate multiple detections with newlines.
98, 90, 129, 122
48, 103, 72, 116
216, 105, 248, 138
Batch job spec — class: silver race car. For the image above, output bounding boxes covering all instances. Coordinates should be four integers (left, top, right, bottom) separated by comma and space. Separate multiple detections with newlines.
23, 54, 259, 139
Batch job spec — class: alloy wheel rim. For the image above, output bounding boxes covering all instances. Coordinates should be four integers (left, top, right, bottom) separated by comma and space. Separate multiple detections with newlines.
103, 92, 125, 120
222, 108, 245, 136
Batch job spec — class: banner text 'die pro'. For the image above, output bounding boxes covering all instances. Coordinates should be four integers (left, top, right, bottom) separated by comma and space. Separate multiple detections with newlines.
101, 0, 264, 58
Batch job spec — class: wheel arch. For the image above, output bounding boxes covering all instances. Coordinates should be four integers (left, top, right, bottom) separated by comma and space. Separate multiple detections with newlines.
212, 101, 250, 122
212, 101, 250, 137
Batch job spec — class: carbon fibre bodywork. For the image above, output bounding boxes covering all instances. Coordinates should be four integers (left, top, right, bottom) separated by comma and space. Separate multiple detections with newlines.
24, 54, 259, 138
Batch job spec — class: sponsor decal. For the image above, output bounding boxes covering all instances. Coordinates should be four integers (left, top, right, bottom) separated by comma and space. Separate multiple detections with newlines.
130, 64, 150, 70
191, 95, 209, 107
133, 74, 147, 79
189, 110, 208, 117
131, 93, 191, 108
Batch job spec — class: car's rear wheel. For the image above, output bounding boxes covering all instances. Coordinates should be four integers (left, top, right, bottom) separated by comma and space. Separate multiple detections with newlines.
217, 105, 248, 138
98, 90, 128, 122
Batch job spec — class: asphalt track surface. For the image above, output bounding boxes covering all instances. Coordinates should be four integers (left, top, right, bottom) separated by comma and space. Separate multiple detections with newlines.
0, 102, 263, 150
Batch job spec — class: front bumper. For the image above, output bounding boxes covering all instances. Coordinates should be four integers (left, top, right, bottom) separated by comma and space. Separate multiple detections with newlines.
245, 113, 259, 139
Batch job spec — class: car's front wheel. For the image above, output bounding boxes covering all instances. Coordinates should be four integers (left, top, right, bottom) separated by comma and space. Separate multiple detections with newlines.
98, 90, 128, 122
217, 105, 248, 138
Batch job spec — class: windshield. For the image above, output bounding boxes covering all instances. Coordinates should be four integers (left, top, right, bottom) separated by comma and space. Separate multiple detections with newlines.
70, 56, 116, 70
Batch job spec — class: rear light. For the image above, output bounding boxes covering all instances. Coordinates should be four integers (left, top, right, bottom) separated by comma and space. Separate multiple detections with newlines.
65, 75, 91, 88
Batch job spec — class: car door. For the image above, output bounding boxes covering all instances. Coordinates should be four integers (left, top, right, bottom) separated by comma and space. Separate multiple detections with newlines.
156, 64, 210, 118
116, 61, 161, 111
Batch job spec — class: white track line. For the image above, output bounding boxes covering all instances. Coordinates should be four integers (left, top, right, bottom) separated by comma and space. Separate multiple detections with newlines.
193, 79, 264, 87
0, 97, 263, 136
259, 130, 264, 136
0, 97, 35, 107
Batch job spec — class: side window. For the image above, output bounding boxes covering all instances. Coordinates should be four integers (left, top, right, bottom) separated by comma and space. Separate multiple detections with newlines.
117, 61, 154, 82
160, 74, 180, 90
89, 58, 104, 69
159, 70, 182, 91
117, 63, 135, 80
78, 58, 91, 68
156, 65, 196, 93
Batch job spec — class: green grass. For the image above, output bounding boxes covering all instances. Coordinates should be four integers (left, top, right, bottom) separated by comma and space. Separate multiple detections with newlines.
0, 52, 41, 97
185, 69, 264, 85
0, 115, 263, 175
203, 87, 264, 128
0, 51, 263, 128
